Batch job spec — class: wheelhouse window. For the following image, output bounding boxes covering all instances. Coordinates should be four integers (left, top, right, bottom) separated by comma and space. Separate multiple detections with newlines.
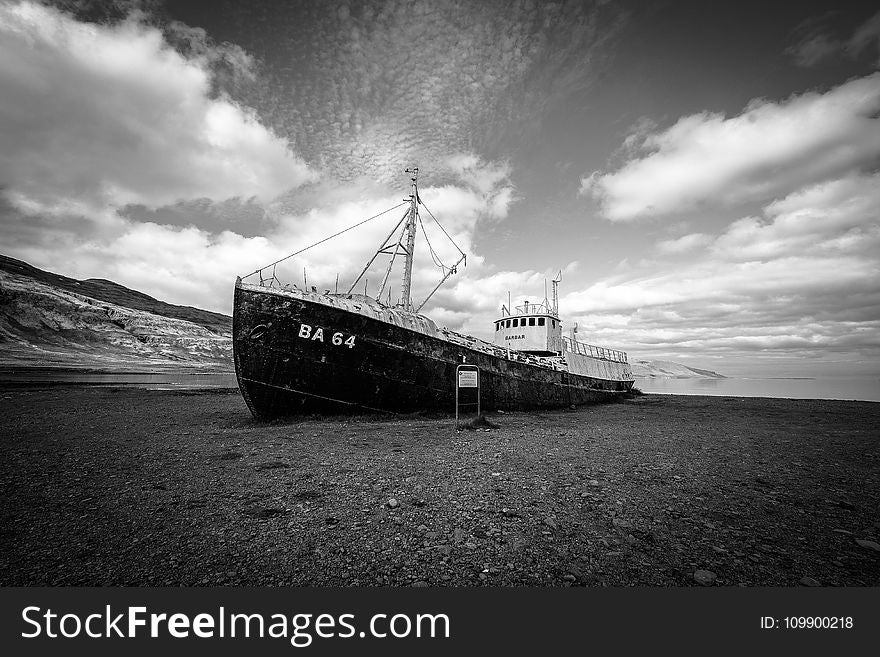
551, 320, 556, 328
506, 319, 511, 328
538, 318, 545, 326
513, 318, 519, 327
528, 318, 535, 326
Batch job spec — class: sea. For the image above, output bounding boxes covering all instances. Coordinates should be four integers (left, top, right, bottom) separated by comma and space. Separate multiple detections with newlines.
0, 369, 238, 391
1, 368, 877, 402
634, 374, 880, 403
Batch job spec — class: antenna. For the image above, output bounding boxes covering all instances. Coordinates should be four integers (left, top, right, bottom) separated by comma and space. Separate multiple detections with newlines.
551, 270, 562, 316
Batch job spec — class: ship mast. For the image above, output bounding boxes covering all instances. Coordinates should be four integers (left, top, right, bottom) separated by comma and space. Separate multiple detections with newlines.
289, 166, 465, 312
399, 167, 419, 311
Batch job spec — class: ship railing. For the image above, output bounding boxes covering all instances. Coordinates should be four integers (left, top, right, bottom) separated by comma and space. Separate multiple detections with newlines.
439, 329, 567, 370
562, 336, 628, 363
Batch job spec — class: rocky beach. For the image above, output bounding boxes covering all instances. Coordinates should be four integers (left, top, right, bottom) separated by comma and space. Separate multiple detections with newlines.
1, 386, 878, 587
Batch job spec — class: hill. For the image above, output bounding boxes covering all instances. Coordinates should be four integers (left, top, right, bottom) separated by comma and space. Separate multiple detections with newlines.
0, 255, 232, 370
630, 359, 725, 379
0, 255, 230, 334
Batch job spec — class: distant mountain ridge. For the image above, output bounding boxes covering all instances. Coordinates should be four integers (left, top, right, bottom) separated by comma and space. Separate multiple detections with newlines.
0, 254, 232, 369
630, 359, 725, 379
0, 254, 230, 334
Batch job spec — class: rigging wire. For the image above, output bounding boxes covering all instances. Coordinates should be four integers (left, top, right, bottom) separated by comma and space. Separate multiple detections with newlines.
242, 201, 409, 280
416, 212, 447, 271
419, 198, 466, 260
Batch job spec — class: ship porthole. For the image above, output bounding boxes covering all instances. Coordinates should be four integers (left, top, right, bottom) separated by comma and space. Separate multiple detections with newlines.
249, 324, 268, 340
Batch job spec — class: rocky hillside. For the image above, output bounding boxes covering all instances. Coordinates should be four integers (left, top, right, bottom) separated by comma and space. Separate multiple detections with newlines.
0, 255, 229, 333
0, 256, 232, 370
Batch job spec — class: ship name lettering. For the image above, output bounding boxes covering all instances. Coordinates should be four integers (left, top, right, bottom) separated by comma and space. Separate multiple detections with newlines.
298, 324, 356, 348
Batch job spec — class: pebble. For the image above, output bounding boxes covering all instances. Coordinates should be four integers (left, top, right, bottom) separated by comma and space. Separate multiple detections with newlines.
612, 518, 633, 530
386, 498, 399, 509
854, 539, 880, 552
799, 576, 821, 587
693, 570, 717, 586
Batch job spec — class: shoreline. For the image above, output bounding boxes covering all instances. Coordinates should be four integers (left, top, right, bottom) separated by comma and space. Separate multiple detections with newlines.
1, 377, 878, 403
1, 387, 878, 586
1, 365, 877, 403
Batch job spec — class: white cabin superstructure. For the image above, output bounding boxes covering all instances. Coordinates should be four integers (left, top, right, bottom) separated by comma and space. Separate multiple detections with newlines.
493, 298, 562, 356
491, 286, 634, 383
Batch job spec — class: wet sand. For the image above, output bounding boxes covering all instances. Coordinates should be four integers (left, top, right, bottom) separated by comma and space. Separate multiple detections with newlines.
1, 386, 878, 586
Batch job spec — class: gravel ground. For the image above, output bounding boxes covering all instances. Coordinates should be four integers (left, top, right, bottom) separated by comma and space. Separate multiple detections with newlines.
1, 386, 878, 586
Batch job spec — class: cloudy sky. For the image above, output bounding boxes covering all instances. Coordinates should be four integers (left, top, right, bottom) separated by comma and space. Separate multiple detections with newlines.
1, 0, 879, 376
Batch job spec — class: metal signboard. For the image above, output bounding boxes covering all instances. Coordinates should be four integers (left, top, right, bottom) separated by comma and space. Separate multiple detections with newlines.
455, 365, 480, 428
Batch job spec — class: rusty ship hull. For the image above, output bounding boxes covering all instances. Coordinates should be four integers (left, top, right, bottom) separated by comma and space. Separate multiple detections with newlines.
234, 281, 633, 419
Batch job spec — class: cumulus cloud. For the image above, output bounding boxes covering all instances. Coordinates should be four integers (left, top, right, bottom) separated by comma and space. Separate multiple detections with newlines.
710, 173, 880, 261
567, 173, 880, 370
0, 1, 540, 324
582, 73, 880, 221
655, 233, 713, 255
0, 1, 315, 216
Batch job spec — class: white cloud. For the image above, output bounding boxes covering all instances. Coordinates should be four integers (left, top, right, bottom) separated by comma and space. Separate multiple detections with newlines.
848, 10, 880, 65
237, 0, 617, 184
0, 1, 315, 216
5, 172, 514, 316
567, 173, 880, 370
440, 154, 517, 221
582, 73, 880, 221
0, 2, 532, 326
787, 33, 840, 67
711, 173, 880, 260
656, 233, 713, 255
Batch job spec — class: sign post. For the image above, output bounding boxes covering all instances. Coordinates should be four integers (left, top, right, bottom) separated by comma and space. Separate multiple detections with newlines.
455, 364, 480, 429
